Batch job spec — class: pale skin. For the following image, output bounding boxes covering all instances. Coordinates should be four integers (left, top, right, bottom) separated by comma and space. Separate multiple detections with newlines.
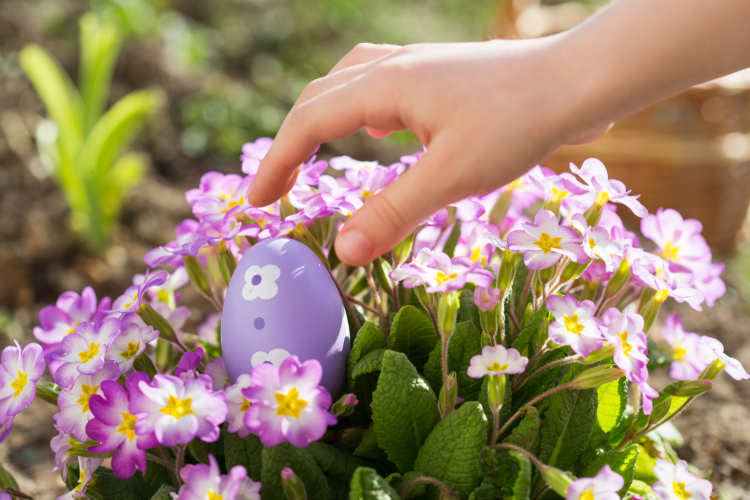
247, 0, 750, 266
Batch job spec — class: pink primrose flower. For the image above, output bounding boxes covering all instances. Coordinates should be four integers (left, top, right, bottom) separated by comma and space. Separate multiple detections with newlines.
507, 210, 587, 271
546, 294, 603, 357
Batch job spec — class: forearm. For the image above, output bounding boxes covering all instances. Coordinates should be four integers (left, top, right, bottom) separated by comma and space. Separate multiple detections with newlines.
556, 0, 750, 138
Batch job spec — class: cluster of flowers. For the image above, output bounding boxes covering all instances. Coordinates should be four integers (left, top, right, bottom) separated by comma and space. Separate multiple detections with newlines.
2, 136, 747, 500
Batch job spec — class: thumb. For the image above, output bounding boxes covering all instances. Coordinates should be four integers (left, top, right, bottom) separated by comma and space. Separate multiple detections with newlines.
334, 143, 465, 265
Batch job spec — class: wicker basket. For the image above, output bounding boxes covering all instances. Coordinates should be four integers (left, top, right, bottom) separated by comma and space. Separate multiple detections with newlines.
542, 72, 750, 252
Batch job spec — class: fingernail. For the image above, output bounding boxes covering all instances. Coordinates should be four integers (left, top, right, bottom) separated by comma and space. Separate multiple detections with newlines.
336, 228, 374, 264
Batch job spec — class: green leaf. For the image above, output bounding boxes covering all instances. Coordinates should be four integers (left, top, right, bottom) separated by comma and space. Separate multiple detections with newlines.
78, 13, 123, 133
511, 348, 569, 414
371, 351, 441, 472
423, 321, 484, 401
582, 444, 639, 496
19, 44, 84, 164
90, 461, 170, 500
457, 288, 482, 332
308, 441, 376, 484
351, 348, 385, 380
81, 89, 163, 181
349, 467, 400, 500
347, 322, 386, 392
508, 450, 532, 500
512, 306, 547, 354
502, 406, 542, 456
224, 428, 263, 482
636, 381, 690, 432
151, 484, 178, 500
261, 443, 329, 500
537, 365, 598, 473
595, 377, 628, 435
413, 401, 488, 497
387, 305, 438, 371
354, 425, 390, 462
389, 471, 427, 499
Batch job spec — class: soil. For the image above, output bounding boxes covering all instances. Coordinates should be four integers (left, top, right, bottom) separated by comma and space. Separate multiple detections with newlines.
1, 2, 749, 500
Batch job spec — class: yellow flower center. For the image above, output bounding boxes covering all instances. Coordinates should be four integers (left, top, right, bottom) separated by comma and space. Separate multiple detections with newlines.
469, 247, 486, 265
78, 342, 101, 364
275, 388, 308, 418
75, 468, 87, 491
655, 289, 669, 303
673, 344, 688, 361
435, 272, 458, 285
221, 197, 245, 214
208, 492, 223, 500
67, 320, 82, 335
11, 371, 27, 398
117, 412, 138, 441
564, 314, 585, 335
119, 341, 141, 361
588, 238, 596, 249
533, 232, 563, 254
595, 191, 610, 208
486, 362, 508, 372
550, 187, 568, 204
673, 481, 692, 499
362, 190, 374, 200
76, 384, 100, 413
160, 395, 196, 419
124, 292, 139, 310
661, 241, 680, 261
157, 290, 170, 303
240, 397, 252, 412
618, 331, 633, 357
579, 490, 595, 500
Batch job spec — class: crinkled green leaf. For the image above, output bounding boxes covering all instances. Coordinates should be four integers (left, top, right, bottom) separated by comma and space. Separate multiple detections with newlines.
224, 427, 263, 482
352, 348, 385, 380
261, 443, 329, 500
388, 471, 427, 499
503, 406, 542, 456
387, 305, 438, 371
537, 365, 598, 473
354, 425, 390, 462
90, 461, 170, 500
349, 467, 400, 500
423, 321, 484, 401
307, 441, 376, 484
508, 450, 532, 500
371, 351, 440, 472
582, 444, 639, 496
596, 377, 628, 435
347, 322, 386, 392
458, 288, 483, 332
413, 401, 488, 497
511, 348, 569, 413
512, 306, 547, 354
636, 381, 690, 431
150, 484, 178, 500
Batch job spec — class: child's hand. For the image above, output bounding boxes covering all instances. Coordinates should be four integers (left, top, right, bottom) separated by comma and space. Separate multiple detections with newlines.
248, 39, 604, 264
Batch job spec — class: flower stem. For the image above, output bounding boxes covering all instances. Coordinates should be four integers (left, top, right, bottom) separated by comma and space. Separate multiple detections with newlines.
496, 382, 574, 438
512, 355, 582, 393
174, 445, 186, 485
441, 333, 450, 414
492, 443, 546, 473
146, 452, 176, 469
365, 266, 388, 337
401, 476, 457, 499
330, 268, 361, 332
490, 406, 501, 446
517, 271, 534, 318
344, 294, 381, 315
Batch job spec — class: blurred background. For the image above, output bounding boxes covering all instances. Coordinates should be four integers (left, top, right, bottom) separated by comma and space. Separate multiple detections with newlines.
1, 0, 750, 498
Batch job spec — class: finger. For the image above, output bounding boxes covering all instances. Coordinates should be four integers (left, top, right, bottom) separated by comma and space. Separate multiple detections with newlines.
248, 72, 406, 207
334, 142, 467, 265
565, 122, 614, 145
366, 126, 393, 138
329, 43, 400, 75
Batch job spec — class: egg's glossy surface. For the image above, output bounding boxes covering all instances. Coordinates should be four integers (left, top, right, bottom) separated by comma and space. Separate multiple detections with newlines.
221, 238, 350, 395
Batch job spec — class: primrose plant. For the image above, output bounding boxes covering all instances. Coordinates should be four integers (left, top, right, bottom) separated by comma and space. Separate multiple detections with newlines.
1, 141, 745, 500
21, 13, 163, 252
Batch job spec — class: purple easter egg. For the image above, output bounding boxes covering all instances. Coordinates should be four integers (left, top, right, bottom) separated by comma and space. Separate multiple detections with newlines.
221, 238, 350, 396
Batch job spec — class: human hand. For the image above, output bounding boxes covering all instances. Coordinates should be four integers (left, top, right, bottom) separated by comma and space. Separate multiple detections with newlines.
248, 39, 608, 265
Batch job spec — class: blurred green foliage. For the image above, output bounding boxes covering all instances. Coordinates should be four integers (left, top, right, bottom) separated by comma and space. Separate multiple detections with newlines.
20, 13, 163, 252
90, 0, 499, 159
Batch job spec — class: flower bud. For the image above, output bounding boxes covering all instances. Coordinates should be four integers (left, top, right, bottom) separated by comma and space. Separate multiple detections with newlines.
216, 241, 237, 286
639, 289, 666, 334
183, 255, 213, 298
133, 353, 158, 379
137, 302, 176, 344
698, 358, 726, 382
393, 231, 416, 268
569, 365, 625, 389
560, 260, 591, 284
281, 468, 307, 500
331, 393, 359, 417
439, 372, 458, 418
35, 381, 61, 405
479, 310, 498, 342
497, 250, 517, 294
604, 258, 631, 297
540, 465, 576, 497
649, 396, 672, 425
538, 266, 554, 284
438, 291, 459, 340
671, 380, 713, 398
489, 190, 514, 226
488, 375, 506, 413
580, 345, 616, 364
372, 258, 393, 296
415, 285, 435, 314
481, 331, 493, 347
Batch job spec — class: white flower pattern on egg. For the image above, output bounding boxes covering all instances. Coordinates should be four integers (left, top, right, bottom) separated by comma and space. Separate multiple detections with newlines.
242, 264, 281, 300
